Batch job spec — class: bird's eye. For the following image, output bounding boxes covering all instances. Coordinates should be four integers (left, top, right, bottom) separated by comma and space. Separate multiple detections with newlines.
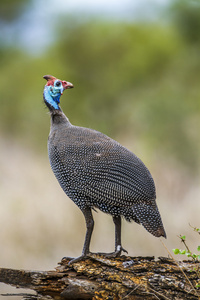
55, 81, 61, 87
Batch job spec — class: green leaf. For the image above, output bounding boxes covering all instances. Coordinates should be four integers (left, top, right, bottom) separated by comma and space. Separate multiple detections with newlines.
192, 253, 197, 259
173, 248, 180, 254
197, 246, 200, 252
198, 255, 200, 260
180, 250, 186, 254
186, 252, 191, 257
180, 235, 186, 240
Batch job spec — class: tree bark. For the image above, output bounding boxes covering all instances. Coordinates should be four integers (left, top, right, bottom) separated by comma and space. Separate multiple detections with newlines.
0, 255, 200, 300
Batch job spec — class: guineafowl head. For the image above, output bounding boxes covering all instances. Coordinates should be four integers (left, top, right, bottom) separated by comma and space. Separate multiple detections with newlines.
43, 75, 73, 110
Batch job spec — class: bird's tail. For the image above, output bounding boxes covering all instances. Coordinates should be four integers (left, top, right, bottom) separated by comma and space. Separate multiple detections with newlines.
132, 203, 166, 238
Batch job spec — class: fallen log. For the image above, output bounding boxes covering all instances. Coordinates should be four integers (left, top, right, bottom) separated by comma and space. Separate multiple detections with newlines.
0, 255, 200, 299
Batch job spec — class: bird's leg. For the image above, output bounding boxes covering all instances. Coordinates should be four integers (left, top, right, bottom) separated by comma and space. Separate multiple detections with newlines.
66, 207, 94, 265
66, 212, 127, 264
109, 215, 128, 257
114, 215, 122, 253
81, 207, 94, 256
95, 216, 128, 258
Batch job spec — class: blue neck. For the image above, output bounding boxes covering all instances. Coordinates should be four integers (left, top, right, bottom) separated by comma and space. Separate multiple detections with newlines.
43, 86, 61, 110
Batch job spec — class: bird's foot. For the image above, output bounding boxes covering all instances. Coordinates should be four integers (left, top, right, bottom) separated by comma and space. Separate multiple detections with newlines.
95, 245, 128, 258
62, 252, 93, 265
61, 246, 128, 265
62, 255, 87, 265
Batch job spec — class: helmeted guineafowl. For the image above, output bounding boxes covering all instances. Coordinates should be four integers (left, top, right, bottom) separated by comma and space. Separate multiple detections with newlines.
43, 74, 166, 264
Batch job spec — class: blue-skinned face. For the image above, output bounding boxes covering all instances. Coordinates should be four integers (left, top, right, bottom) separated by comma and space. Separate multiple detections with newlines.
43, 75, 74, 110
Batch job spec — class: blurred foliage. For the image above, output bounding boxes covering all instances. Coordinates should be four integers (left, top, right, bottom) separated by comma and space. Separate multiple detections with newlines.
170, 0, 200, 44
0, 0, 31, 22
53, 21, 179, 132
0, 0, 200, 173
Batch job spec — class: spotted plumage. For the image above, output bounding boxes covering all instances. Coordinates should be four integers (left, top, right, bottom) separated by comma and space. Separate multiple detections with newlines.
43, 75, 166, 263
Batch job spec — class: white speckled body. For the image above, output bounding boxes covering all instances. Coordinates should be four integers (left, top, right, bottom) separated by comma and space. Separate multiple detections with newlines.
48, 111, 165, 237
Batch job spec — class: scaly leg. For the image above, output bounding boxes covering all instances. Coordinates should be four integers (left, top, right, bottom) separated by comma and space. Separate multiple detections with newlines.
66, 213, 127, 265
95, 215, 128, 257
110, 215, 128, 256
81, 207, 94, 256
67, 207, 94, 265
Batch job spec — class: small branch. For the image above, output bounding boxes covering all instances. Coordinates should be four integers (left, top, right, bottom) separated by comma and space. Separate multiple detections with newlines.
160, 239, 199, 298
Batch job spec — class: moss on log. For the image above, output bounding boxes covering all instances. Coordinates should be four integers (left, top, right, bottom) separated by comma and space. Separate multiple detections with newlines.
0, 255, 200, 299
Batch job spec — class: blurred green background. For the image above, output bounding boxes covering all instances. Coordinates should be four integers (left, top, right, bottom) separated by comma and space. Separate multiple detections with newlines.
0, 0, 200, 294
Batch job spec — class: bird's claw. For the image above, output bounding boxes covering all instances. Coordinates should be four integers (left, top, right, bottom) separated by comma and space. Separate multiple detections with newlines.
61, 255, 88, 265
92, 245, 128, 258
62, 252, 94, 265
104, 245, 128, 258
62, 246, 128, 265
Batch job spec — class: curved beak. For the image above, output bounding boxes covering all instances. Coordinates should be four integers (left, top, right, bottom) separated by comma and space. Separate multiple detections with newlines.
62, 81, 74, 90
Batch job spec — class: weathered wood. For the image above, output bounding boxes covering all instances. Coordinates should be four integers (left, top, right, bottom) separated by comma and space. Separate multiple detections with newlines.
0, 255, 200, 299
